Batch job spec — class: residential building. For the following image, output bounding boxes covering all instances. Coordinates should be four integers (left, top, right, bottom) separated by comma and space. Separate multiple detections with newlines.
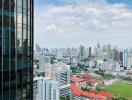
49, 62, 71, 97
33, 77, 59, 100
97, 61, 120, 75
123, 49, 132, 69
39, 55, 50, 71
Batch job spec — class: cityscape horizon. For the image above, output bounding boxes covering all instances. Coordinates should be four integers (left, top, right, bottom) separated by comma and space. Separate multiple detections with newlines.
35, 42, 132, 50
34, 0, 132, 100
1, 0, 132, 100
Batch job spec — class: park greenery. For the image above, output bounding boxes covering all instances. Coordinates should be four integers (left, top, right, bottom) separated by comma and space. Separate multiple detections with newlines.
95, 70, 115, 80
104, 81, 132, 99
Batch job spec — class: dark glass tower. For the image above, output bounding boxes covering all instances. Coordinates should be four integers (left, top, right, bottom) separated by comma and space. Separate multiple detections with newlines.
0, 0, 33, 100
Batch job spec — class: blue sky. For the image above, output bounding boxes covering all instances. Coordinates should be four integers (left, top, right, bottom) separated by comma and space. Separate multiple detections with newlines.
35, 0, 132, 48
35, 0, 132, 7
107, 0, 132, 6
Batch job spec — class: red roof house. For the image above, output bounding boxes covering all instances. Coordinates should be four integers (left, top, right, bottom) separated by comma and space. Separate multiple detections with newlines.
71, 85, 106, 100
98, 91, 113, 99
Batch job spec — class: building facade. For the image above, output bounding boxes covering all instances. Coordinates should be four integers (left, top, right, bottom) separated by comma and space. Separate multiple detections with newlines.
49, 63, 71, 98
123, 49, 132, 69
79, 45, 85, 58
33, 77, 60, 100
39, 55, 50, 71
0, 0, 33, 100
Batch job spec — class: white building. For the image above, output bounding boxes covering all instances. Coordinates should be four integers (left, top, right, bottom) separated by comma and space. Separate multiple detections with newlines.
85, 60, 96, 68
49, 62, 71, 97
39, 55, 51, 71
71, 57, 78, 64
123, 50, 132, 69
97, 61, 120, 75
33, 77, 60, 100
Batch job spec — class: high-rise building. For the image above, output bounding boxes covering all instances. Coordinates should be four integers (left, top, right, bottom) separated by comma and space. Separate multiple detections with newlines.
79, 45, 85, 58
39, 55, 50, 71
97, 43, 100, 49
0, 0, 34, 100
49, 62, 71, 98
123, 49, 132, 69
107, 44, 112, 59
94, 43, 101, 58
33, 77, 60, 100
88, 47, 92, 57
120, 51, 123, 66
113, 49, 120, 62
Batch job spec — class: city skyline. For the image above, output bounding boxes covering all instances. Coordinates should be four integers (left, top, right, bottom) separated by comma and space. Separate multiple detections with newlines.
35, 43, 132, 51
1, 0, 132, 100
35, 0, 132, 48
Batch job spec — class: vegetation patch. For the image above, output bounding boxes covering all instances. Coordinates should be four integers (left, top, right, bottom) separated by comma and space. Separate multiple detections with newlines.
103, 81, 132, 99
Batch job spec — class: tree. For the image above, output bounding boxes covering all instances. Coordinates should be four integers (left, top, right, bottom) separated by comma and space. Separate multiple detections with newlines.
60, 96, 70, 100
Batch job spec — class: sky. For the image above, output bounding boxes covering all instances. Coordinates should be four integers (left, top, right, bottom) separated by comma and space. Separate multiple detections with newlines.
34, 0, 132, 48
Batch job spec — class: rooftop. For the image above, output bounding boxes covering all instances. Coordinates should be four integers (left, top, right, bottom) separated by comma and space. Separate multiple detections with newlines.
98, 91, 113, 98
71, 85, 106, 100
71, 75, 86, 83
34, 76, 51, 81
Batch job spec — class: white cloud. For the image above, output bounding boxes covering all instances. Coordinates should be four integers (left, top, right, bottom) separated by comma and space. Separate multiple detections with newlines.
35, 0, 132, 48
113, 12, 132, 20
44, 6, 75, 15
45, 24, 63, 33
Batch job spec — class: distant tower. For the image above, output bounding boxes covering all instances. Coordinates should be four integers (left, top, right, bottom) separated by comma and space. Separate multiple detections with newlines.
123, 49, 131, 69
79, 45, 85, 58
97, 43, 100, 49
88, 47, 92, 57
113, 49, 120, 62
107, 44, 112, 59
120, 51, 123, 66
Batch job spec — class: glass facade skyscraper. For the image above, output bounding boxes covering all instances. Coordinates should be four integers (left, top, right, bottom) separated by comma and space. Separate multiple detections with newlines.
0, 0, 33, 100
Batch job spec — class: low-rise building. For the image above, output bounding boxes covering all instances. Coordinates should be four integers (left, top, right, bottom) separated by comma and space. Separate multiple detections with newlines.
97, 61, 120, 75
71, 85, 106, 100
82, 73, 104, 89
71, 75, 86, 89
